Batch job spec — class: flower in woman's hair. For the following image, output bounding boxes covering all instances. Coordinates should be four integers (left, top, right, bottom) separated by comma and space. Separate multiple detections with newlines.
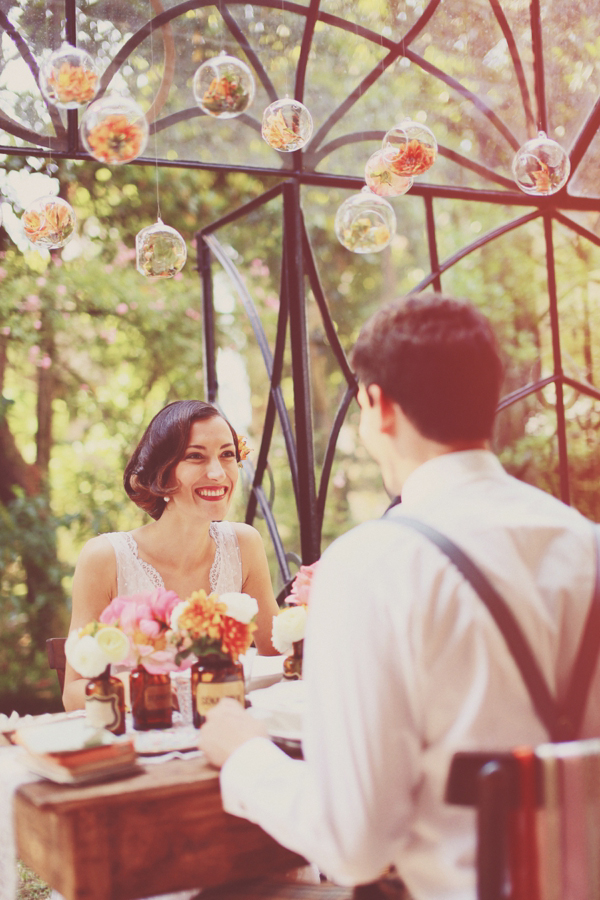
220, 592, 259, 624
288, 561, 319, 607
237, 435, 252, 464
272, 605, 308, 655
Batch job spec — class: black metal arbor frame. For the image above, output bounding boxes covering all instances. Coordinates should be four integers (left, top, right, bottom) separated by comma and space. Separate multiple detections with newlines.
2, 0, 600, 591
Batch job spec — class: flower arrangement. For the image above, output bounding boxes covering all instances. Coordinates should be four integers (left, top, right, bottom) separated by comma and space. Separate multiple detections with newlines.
530, 160, 551, 193
65, 622, 130, 678
136, 225, 187, 278
262, 109, 297, 150
22, 198, 76, 248
99, 587, 185, 674
272, 562, 318, 655
46, 61, 98, 106
171, 589, 258, 664
84, 114, 146, 164
365, 150, 413, 198
340, 217, 392, 253
385, 138, 437, 177
201, 73, 250, 116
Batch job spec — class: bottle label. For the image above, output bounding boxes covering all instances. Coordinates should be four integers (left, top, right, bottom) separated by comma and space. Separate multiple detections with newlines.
85, 693, 122, 732
195, 680, 245, 716
144, 682, 172, 710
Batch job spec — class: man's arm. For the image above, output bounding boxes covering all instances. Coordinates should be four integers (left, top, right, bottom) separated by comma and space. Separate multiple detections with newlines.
200, 524, 422, 885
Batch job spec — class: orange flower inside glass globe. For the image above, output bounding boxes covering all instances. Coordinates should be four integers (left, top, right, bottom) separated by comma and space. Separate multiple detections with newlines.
381, 120, 437, 178
81, 94, 149, 165
262, 99, 313, 152
22, 196, 76, 249
512, 132, 570, 196
334, 189, 397, 254
39, 44, 99, 110
193, 55, 255, 118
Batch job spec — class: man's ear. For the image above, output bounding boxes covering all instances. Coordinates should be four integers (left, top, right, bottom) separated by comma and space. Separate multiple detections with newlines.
366, 384, 397, 435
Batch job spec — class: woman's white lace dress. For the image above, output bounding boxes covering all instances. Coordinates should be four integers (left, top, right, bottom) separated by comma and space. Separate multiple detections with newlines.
104, 520, 243, 595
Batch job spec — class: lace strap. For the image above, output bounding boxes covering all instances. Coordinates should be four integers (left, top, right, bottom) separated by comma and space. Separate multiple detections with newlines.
209, 522, 243, 593
104, 532, 164, 591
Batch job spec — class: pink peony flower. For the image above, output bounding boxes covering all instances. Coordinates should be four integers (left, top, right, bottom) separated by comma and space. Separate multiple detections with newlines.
288, 561, 319, 607
99, 589, 183, 673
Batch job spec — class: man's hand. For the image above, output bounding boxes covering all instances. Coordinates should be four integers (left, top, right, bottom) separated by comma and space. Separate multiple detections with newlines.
198, 698, 269, 768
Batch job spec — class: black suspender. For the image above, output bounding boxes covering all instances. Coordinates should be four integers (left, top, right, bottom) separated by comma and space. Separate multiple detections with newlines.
384, 515, 600, 742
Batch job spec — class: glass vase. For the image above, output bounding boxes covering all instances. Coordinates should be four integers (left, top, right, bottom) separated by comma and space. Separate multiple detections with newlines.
283, 639, 304, 680
130, 664, 172, 730
191, 656, 245, 728
85, 666, 125, 735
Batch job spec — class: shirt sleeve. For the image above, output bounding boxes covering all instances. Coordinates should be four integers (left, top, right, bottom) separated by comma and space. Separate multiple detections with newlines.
220, 523, 423, 885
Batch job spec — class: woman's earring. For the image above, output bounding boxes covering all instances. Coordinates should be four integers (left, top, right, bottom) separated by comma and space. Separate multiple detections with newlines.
164, 495, 170, 503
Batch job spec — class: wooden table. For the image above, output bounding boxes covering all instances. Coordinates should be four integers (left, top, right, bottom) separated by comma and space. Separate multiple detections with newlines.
14, 754, 305, 900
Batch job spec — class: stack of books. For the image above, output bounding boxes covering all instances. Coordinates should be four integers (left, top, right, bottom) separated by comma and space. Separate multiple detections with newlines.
15, 717, 138, 784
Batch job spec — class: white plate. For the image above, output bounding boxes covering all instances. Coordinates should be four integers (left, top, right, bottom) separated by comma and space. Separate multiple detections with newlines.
247, 679, 306, 743
132, 725, 199, 756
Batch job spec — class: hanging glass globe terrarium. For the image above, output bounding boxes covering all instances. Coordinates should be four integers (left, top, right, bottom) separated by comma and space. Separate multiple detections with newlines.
512, 131, 570, 195
262, 99, 313, 152
365, 150, 413, 198
193, 55, 255, 118
81, 94, 149, 165
382, 119, 437, 178
39, 44, 99, 109
136, 220, 187, 278
334, 188, 397, 254
22, 195, 76, 249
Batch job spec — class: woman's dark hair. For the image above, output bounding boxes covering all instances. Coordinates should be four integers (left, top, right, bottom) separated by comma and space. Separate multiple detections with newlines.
124, 400, 239, 520
351, 293, 504, 443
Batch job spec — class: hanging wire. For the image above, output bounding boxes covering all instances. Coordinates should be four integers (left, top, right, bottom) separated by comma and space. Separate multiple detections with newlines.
149, 0, 161, 222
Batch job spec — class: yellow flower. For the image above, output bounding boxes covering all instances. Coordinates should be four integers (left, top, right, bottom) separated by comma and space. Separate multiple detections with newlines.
95, 626, 130, 663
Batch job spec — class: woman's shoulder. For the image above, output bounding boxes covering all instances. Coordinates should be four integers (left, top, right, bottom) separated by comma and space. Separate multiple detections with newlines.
75, 533, 118, 572
227, 521, 264, 548
76, 534, 117, 578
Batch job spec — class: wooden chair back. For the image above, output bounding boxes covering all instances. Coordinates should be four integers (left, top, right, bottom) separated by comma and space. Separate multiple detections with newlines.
46, 637, 66, 693
446, 743, 600, 900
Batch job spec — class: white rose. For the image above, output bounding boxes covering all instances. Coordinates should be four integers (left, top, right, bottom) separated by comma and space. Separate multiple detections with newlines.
64, 628, 81, 660
170, 600, 190, 631
221, 592, 259, 624
272, 606, 307, 654
67, 634, 110, 678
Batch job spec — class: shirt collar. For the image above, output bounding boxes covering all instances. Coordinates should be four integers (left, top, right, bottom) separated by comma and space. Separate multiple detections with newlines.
399, 450, 505, 513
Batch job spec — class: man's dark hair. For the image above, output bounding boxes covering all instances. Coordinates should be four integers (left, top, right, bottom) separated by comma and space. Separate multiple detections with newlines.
350, 293, 504, 443
123, 400, 239, 520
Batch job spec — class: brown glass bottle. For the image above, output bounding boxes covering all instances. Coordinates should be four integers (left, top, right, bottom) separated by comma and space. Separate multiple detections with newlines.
191, 656, 245, 728
85, 666, 126, 735
283, 639, 303, 680
130, 665, 172, 730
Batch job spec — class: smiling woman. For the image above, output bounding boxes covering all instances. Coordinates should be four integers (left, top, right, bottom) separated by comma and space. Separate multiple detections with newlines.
62, 400, 280, 712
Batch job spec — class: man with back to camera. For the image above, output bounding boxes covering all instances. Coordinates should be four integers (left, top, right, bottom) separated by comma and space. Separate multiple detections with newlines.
198, 293, 600, 900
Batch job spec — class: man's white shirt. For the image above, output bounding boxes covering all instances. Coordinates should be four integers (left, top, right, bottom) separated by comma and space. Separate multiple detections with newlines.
221, 450, 598, 900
